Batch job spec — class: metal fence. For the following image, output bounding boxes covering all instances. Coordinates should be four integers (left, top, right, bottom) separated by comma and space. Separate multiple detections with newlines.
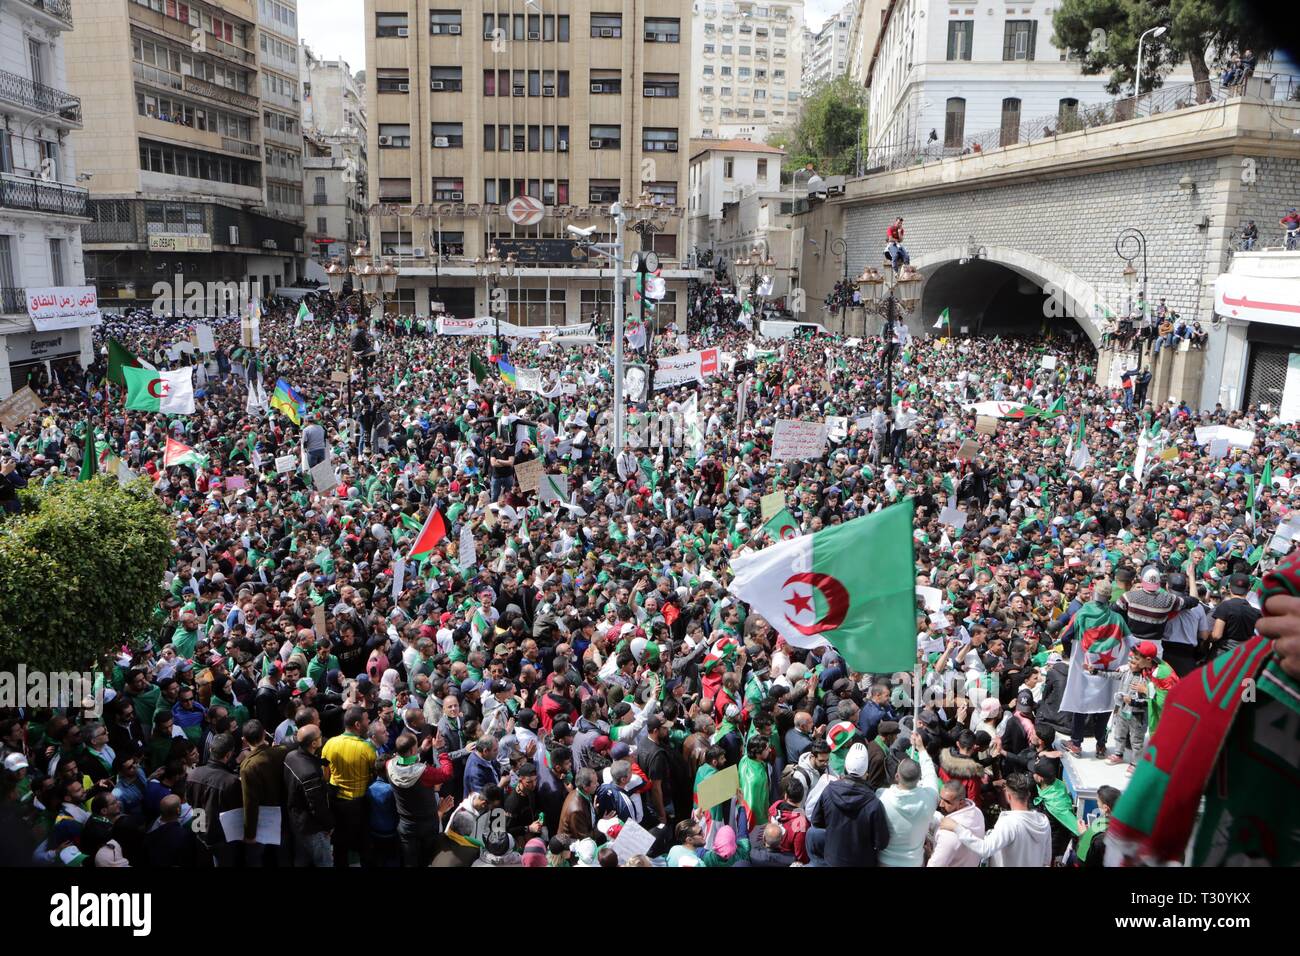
0, 176, 88, 217
869, 74, 1299, 173
0, 287, 25, 314
0, 67, 81, 124
22, 0, 72, 26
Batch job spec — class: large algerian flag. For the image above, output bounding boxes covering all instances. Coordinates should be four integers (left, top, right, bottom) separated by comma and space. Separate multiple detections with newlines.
762, 507, 801, 542
1061, 601, 1131, 714
407, 507, 448, 561
123, 365, 195, 414
963, 401, 1041, 420
163, 436, 209, 470
728, 499, 916, 672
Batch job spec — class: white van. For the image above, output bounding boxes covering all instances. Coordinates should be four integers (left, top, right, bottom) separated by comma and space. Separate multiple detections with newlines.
758, 319, 830, 339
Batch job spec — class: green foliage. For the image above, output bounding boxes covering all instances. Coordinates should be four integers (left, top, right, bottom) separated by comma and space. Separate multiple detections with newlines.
765, 76, 867, 177
1053, 0, 1275, 94
0, 477, 173, 672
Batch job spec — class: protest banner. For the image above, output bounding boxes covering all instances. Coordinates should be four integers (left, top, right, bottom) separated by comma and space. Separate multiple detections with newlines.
516, 458, 544, 493
771, 419, 828, 461
0, 386, 43, 429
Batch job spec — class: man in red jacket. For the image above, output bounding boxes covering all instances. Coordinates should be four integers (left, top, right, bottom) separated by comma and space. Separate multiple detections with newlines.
537, 675, 578, 733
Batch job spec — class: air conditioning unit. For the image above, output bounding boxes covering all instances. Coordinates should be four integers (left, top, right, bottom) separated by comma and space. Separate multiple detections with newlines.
645, 31, 657, 41
543, 86, 555, 96
599, 28, 613, 37
645, 87, 656, 96
228, 225, 240, 245
430, 81, 443, 90
410, 247, 426, 257
433, 136, 450, 147
666, 141, 678, 150
378, 134, 393, 146
558, 139, 567, 151
590, 83, 603, 93
396, 27, 409, 37
448, 24, 461, 34
528, 31, 540, 40
512, 86, 525, 95
484, 30, 497, 39
398, 82, 410, 92
450, 191, 463, 200
590, 138, 604, 149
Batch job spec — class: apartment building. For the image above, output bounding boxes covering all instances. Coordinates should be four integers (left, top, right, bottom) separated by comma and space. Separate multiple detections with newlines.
801, 2, 851, 89
690, 0, 806, 143
0, 0, 93, 398
845, 0, 887, 88
301, 45, 367, 262
256, 0, 304, 224
365, 0, 704, 326
65, 0, 305, 313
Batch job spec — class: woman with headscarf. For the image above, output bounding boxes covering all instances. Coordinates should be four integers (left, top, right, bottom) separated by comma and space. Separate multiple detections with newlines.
378, 668, 401, 704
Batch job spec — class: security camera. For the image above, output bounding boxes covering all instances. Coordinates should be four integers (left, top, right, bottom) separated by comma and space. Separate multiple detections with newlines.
567, 224, 597, 238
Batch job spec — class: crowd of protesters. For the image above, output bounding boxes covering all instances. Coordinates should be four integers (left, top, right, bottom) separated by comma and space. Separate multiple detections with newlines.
0, 293, 1298, 868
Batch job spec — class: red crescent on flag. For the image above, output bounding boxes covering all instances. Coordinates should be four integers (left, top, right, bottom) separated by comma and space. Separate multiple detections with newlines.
778, 523, 797, 540
147, 378, 167, 398
782, 572, 849, 635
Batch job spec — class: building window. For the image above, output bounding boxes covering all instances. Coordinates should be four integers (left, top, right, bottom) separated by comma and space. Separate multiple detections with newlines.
431, 67, 463, 92
433, 177, 464, 200
1000, 97, 1022, 145
643, 75, 679, 97
379, 178, 411, 202
377, 69, 409, 93
644, 18, 680, 42
723, 157, 734, 178
757, 158, 767, 178
48, 238, 64, 286
431, 123, 464, 147
947, 20, 973, 61
1058, 97, 1081, 131
590, 125, 620, 149
376, 12, 407, 37
429, 10, 462, 35
589, 179, 620, 202
590, 70, 621, 94
643, 128, 679, 151
646, 181, 677, 205
1003, 20, 1037, 61
378, 124, 411, 148
944, 98, 966, 147
316, 216, 328, 233
591, 13, 622, 37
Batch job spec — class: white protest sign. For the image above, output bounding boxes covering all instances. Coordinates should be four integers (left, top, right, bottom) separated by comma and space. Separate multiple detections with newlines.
771, 419, 828, 461
220, 806, 281, 844
538, 473, 568, 505
1040, 355, 1058, 370
194, 324, 215, 352
654, 348, 719, 390
1194, 425, 1255, 449
391, 557, 406, 598
825, 416, 850, 443
275, 454, 297, 474
459, 522, 477, 570
938, 506, 968, 530
309, 459, 338, 493
608, 817, 657, 863
1208, 438, 1229, 459
916, 586, 943, 613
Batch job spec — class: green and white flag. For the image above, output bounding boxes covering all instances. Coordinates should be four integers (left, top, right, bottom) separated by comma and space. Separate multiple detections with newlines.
728, 499, 916, 672
762, 507, 801, 542
123, 365, 195, 414
932, 307, 950, 330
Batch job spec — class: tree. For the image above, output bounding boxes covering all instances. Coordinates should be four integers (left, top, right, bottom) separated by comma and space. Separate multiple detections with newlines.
1053, 0, 1275, 95
766, 76, 868, 177
0, 477, 172, 673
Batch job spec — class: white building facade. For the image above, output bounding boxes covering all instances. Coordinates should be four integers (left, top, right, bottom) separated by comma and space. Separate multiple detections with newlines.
687, 139, 784, 255
690, 0, 806, 143
301, 46, 367, 264
0, 0, 93, 398
801, 2, 852, 89
865, 0, 1117, 161
257, 0, 305, 226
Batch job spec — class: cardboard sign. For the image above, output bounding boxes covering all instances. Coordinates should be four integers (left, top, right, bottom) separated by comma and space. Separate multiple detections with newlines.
275, 454, 297, 474
760, 490, 786, 522
312, 604, 329, 640
771, 419, 828, 461
975, 416, 998, 436
0, 386, 43, 429
694, 763, 740, 813
309, 459, 338, 493
515, 457, 544, 493
956, 439, 979, 461
1040, 355, 1058, 370
330, 370, 349, 384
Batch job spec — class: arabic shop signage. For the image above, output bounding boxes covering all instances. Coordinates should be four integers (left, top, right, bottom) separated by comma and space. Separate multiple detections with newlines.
25, 286, 103, 332
367, 202, 686, 220
492, 238, 590, 264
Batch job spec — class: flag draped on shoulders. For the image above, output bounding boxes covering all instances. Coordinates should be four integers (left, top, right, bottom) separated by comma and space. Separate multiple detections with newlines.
1060, 601, 1130, 714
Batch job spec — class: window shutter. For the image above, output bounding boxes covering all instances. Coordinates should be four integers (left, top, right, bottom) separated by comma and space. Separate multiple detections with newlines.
1027, 20, 1037, 61
1003, 23, 1014, 60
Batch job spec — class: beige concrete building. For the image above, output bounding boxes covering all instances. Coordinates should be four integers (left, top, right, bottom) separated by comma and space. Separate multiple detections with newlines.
364, 0, 704, 326
301, 45, 367, 263
690, 0, 806, 142
256, 0, 304, 224
65, 0, 305, 311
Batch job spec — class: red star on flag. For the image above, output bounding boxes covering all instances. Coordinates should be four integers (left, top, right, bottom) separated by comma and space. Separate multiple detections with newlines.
1094, 649, 1116, 668
785, 591, 813, 615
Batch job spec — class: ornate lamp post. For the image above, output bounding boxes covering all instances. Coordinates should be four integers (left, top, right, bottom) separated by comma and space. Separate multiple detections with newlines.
857, 261, 922, 446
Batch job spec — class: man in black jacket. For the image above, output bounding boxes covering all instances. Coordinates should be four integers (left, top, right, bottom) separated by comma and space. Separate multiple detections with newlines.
807, 742, 891, 866
749, 822, 798, 867
183, 732, 243, 867
283, 725, 334, 866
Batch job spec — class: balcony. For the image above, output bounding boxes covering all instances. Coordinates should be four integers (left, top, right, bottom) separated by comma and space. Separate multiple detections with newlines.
0, 174, 89, 218
0, 287, 25, 314
0, 68, 82, 126
182, 75, 259, 113
221, 137, 261, 157
19, 0, 72, 28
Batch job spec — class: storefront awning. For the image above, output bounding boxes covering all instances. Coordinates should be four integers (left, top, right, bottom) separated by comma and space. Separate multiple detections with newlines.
1215, 272, 1300, 327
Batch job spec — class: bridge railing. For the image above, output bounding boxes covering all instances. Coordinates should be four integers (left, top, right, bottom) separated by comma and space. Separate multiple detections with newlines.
869, 74, 1300, 174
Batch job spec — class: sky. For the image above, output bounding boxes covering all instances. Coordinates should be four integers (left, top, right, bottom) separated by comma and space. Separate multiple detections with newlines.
297, 0, 849, 78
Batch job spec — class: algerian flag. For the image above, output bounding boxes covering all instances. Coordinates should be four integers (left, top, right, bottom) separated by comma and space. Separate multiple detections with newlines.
1060, 601, 1131, 713
728, 499, 916, 672
163, 436, 209, 470
107, 338, 155, 387
123, 366, 195, 414
1069, 414, 1091, 470
297, 301, 314, 323
932, 307, 950, 330
1039, 396, 1066, 418
77, 416, 97, 481
762, 507, 801, 542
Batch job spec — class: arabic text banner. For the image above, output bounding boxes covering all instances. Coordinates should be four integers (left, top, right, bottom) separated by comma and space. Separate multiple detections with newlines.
25, 286, 102, 332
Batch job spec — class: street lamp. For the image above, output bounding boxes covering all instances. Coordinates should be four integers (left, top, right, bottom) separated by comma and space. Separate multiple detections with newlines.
1115, 226, 1148, 328
1135, 25, 1168, 100
857, 261, 922, 452
959, 235, 987, 266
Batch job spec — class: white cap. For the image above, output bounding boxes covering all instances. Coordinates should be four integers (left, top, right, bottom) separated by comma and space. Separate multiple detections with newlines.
4, 753, 28, 772
844, 742, 871, 778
